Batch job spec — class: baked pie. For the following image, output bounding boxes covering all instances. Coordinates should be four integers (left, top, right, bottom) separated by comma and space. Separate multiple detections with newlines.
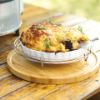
20, 21, 88, 52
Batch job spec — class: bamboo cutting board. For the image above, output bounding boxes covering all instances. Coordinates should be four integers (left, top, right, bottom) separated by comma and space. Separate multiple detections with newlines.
7, 50, 99, 84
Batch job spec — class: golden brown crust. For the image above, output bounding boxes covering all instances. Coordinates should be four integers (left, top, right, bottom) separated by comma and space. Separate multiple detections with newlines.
20, 21, 88, 52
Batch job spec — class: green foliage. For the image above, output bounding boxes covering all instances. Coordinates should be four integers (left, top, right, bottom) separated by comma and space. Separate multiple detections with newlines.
51, 0, 100, 21
29, 0, 100, 21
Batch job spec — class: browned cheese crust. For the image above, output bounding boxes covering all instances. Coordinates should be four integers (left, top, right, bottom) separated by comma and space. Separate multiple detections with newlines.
21, 22, 88, 52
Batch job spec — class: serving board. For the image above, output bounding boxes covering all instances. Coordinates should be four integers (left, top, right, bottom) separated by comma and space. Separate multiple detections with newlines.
7, 50, 99, 84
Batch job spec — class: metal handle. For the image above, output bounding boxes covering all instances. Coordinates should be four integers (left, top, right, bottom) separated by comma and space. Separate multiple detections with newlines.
14, 37, 24, 56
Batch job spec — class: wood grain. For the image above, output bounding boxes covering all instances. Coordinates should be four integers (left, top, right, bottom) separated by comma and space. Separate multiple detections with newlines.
1, 83, 64, 100
0, 75, 29, 99
44, 72, 100, 100
0, 64, 11, 80
7, 50, 100, 84
0, 34, 16, 65
0, 64, 100, 100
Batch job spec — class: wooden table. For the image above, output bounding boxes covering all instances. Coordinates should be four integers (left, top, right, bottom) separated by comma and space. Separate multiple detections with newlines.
0, 4, 100, 100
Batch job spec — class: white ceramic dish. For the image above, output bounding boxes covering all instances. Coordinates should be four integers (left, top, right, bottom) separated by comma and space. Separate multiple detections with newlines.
14, 38, 90, 64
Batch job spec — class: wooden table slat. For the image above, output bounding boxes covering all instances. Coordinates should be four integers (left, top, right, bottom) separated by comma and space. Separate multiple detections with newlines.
24, 4, 47, 13
0, 75, 29, 99
0, 65, 11, 80
45, 72, 100, 100
1, 83, 64, 100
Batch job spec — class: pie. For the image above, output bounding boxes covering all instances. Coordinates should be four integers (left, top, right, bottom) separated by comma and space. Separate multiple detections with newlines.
20, 21, 88, 52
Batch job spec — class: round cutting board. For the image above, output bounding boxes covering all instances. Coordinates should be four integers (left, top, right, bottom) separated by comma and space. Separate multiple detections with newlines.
7, 50, 100, 84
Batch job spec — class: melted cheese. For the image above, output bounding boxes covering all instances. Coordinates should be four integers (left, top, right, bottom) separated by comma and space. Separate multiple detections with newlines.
21, 22, 88, 52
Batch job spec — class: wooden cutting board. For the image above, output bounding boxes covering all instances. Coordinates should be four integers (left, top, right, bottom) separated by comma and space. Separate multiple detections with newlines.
7, 50, 99, 84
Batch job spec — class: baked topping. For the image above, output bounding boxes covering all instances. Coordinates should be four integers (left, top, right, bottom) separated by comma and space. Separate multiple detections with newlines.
20, 21, 88, 52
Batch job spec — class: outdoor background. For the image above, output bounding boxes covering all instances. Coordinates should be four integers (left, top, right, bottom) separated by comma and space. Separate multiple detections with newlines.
24, 0, 100, 21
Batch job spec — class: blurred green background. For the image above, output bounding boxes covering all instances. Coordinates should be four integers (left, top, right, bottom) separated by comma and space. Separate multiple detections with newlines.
24, 0, 100, 21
